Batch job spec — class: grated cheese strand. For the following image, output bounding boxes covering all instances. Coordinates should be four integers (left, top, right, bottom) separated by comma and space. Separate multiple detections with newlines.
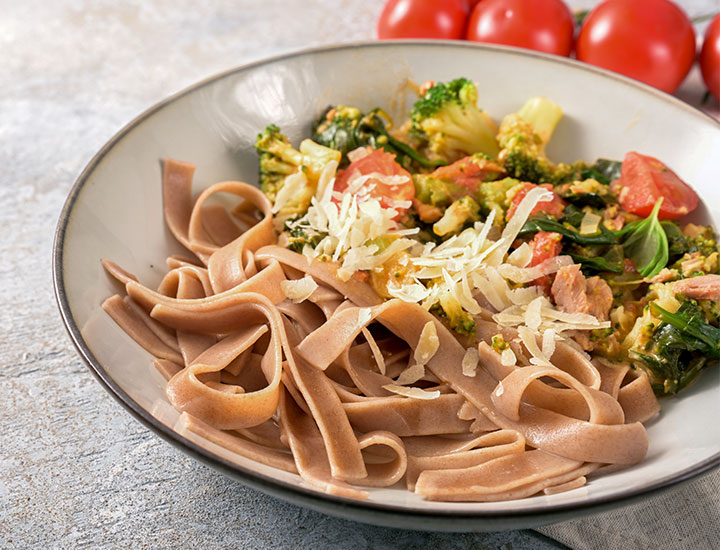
382, 385, 441, 400
280, 275, 318, 303
500, 347, 517, 367
486, 187, 553, 266
518, 326, 554, 368
362, 327, 386, 376
394, 363, 425, 385
414, 321, 439, 365
462, 347, 479, 377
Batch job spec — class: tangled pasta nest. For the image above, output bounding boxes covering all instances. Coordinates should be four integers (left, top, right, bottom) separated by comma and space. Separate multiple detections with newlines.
101, 159, 660, 502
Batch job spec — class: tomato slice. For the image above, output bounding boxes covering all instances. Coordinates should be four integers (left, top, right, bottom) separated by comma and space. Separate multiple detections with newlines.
617, 152, 698, 220
529, 231, 563, 292
334, 148, 414, 216
507, 183, 566, 221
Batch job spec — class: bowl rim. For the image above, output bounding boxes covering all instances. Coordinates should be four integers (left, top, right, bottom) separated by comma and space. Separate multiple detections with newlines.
52, 39, 720, 530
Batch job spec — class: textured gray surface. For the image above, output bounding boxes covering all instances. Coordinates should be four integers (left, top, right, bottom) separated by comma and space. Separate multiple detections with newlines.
1, 0, 717, 548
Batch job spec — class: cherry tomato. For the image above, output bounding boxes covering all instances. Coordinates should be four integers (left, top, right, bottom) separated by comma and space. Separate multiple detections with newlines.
377, 0, 468, 40
466, 0, 574, 57
576, 0, 695, 94
460, 0, 484, 13
700, 15, 720, 101
334, 149, 414, 216
530, 231, 563, 292
507, 183, 566, 221
617, 152, 698, 220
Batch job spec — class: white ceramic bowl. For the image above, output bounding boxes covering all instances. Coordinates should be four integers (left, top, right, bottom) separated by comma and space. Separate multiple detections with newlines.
53, 42, 720, 531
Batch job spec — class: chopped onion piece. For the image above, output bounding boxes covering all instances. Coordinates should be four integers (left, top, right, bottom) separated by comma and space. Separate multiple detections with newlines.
580, 211, 602, 235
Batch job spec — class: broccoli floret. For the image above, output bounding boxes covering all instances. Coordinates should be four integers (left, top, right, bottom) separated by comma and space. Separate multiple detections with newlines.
687, 225, 719, 257
286, 226, 323, 254
436, 290, 475, 336
255, 125, 300, 200
413, 173, 467, 208
497, 97, 568, 184
491, 334, 510, 353
312, 105, 444, 170
632, 300, 720, 395
433, 196, 481, 237
254, 124, 340, 218
410, 78, 500, 163
475, 177, 519, 220
412, 155, 508, 224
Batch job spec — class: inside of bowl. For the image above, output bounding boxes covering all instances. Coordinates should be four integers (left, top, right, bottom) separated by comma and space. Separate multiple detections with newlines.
61, 42, 720, 516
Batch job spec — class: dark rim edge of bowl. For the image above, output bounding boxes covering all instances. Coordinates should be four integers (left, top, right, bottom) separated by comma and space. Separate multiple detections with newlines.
52, 40, 720, 527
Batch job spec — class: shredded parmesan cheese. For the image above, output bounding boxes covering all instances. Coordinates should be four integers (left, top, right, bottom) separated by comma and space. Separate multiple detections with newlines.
498, 255, 574, 284
414, 321, 439, 365
542, 328, 557, 360
314, 159, 338, 200
508, 286, 541, 305
382, 385, 441, 400
501, 347, 517, 367
462, 347, 479, 377
280, 275, 318, 303
362, 327, 386, 376
394, 363, 425, 385
487, 187, 553, 265
518, 326, 553, 367
507, 242, 532, 267
347, 147, 371, 163
524, 296, 544, 331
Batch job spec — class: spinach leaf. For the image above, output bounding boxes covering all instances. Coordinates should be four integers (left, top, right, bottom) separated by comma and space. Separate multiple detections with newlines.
652, 301, 720, 356
519, 216, 618, 245
561, 204, 586, 227
562, 192, 609, 209
633, 300, 720, 394
580, 158, 622, 185
661, 220, 689, 261
569, 245, 625, 274
621, 199, 668, 278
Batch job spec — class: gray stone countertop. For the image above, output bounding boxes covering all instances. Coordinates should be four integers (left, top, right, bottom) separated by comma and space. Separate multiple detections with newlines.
1, 1, 717, 549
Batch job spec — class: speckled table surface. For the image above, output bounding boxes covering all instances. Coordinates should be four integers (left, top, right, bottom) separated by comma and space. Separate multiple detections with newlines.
1, 1, 718, 549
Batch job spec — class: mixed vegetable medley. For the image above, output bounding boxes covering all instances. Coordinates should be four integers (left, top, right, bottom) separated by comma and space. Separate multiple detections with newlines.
254, 77, 719, 396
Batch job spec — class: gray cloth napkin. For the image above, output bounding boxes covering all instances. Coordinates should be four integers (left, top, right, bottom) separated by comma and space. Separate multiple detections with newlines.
537, 469, 720, 549
534, 63, 720, 550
